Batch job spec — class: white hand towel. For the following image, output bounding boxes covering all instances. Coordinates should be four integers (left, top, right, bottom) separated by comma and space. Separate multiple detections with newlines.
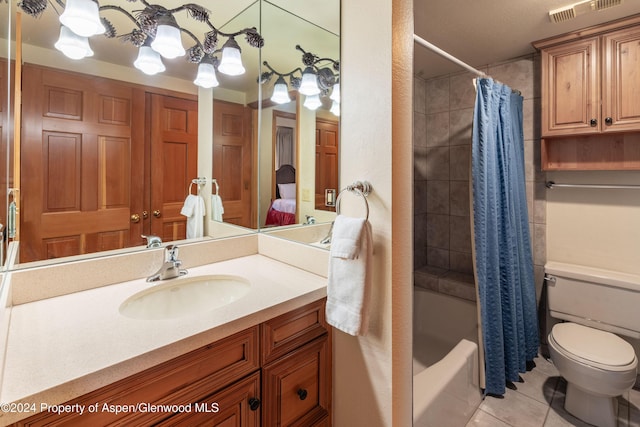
181, 194, 205, 238
326, 215, 373, 336
211, 194, 224, 222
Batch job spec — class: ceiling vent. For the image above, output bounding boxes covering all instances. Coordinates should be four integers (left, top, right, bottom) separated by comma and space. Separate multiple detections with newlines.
593, 0, 624, 10
549, 0, 625, 22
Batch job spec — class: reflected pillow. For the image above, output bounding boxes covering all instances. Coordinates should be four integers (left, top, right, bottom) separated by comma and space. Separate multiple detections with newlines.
278, 183, 296, 199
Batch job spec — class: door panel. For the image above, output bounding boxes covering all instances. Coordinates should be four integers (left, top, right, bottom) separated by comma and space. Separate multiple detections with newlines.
150, 94, 198, 241
21, 65, 141, 262
314, 119, 339, 211
213, 101, 252, 228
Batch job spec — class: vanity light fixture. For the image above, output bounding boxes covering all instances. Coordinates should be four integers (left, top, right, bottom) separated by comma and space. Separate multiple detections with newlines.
134, 38, 166, 75
261, 45, 340, 113
19, 0, 264, 85
59, 0, 106, 37
54, 25, 94, 59
193, 55, 219, 88
330, 101, 340, 116
303, 94, 322, 110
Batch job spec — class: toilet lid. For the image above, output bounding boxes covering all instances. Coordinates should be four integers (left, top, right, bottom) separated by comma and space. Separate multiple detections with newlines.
551, 323, 636, 367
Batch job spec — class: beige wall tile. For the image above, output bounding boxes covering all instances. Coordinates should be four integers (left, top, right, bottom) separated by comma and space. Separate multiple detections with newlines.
427, 180, 450, 214
426, 76, 449, 114
426, 112, 450, 147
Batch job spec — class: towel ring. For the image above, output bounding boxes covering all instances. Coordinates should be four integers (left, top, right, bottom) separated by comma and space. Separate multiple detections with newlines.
335, 181, 372, 221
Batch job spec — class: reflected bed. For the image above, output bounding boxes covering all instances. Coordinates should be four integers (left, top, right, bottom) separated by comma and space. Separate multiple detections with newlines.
265, 164, 297, 227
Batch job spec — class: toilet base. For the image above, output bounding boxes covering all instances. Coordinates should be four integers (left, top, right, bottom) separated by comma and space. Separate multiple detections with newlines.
565, 382, 618, 427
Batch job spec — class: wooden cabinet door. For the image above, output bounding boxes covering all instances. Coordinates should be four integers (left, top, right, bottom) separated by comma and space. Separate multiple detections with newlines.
156, 372, 261, 427
149, 94, 198, 241
541, 37, 600, 137
262, 336, 331, 427
212, 100, 253, 228
20, 65, 144, 262
314, 119, 339, 211
602, 26, 640, 133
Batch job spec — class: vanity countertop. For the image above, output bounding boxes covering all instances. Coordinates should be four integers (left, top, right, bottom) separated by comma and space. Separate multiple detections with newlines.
0, 254, 327, 424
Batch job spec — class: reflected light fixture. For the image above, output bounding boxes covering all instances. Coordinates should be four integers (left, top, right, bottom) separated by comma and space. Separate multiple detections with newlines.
134, 39, 165, 75
261, 45, 339, 112
217, 37, 245, 76
330, 101, 340, 116
59, 0, 106, 37
55, 25, 94, 59
303, 94, 322, 110
150, 14, 185, 59
194, 56, 219, 88
270, 76, 292, 104
20, 0, 264, 87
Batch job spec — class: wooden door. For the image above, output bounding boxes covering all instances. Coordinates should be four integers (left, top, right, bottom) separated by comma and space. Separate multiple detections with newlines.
315, 119, 339, 211
213, 100, 252, 228
602, 26, 640, 133
541, 37, 600, 137
149, 94, 198, 242
21, 65, 144, 262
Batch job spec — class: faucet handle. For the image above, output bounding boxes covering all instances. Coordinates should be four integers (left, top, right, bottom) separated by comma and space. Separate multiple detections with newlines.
142, 234, 162, 248
166, 244, 179, 262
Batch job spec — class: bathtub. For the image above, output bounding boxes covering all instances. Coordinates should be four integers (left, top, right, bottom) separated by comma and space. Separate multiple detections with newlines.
413, 288, 483, 426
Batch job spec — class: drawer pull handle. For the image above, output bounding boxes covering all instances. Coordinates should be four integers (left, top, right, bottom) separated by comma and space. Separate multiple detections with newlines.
248, 397, 261, 411
605, 117, 613, 125
297, 389, 308, 400
590, 118, 597, 127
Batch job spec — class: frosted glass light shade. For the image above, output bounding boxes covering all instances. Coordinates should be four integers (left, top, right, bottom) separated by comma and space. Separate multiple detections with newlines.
134, 45, 165, 75
304, 94, 322, 110
330, 101, 340, 116
194, 61, 219, 88
330, 82, 340, 103
55, 25, 94, 60
59, 0, 105, 37
270, 77, 291, 104
218, 38, 245, 76
151, 23, 185, 59
298, 67, 320, 96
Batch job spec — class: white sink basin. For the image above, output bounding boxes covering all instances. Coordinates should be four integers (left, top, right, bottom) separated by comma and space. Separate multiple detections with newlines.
119, 275, 251, 320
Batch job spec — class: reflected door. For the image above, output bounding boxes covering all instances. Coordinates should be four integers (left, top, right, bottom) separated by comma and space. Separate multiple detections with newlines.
21, 65, 144, 262
315, 119, 339, 211
149, 95, 198, 241
213, 100, 252, 228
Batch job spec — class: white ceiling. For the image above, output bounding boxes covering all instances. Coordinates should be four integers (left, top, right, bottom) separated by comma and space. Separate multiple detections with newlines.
414, 0, 640, 79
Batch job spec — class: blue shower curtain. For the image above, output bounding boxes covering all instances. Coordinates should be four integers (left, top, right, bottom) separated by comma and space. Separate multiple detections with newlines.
471, 78, 539, 397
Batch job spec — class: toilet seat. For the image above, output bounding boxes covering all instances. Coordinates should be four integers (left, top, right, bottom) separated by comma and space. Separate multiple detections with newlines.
550, 323, 637, 372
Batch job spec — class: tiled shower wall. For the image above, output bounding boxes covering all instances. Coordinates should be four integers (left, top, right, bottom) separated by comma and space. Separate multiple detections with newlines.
413, 54, 548, 300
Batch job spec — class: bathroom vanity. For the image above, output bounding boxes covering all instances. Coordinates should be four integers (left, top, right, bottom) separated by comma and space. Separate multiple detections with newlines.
0, 234, 332, 426
8, 300, 331, 426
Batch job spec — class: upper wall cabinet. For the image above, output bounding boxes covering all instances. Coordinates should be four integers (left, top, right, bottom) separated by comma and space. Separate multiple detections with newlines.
536, 21, 640, 136
533, 15, 640, 170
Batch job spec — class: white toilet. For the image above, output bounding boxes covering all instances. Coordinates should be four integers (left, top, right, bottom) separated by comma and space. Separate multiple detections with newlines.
545, 262, 639, 427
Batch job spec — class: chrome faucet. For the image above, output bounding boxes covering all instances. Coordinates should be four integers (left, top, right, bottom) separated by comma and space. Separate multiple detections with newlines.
305, 215, 316, 225
142, 234, 162, 248
147, 245, 188, 282
319, 221, 334, 245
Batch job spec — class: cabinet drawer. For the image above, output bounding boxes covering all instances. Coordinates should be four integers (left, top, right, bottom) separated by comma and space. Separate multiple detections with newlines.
261, 298, 328, 365
156, 371, 261, 427
262, 336, 331, 427
12, 327, 259, 427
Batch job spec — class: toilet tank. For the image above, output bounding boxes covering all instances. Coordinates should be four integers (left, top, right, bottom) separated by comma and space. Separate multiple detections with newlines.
545, 262, 640, 339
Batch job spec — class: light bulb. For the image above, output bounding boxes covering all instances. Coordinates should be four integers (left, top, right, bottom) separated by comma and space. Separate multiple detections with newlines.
218, 37, 245, 76
134, 45, 165, 75
330, 101, 340, 116
54, 25, 94, 60
151, 16, 185, 59
270, 77, 291, 104
298, 67, 320, 96
59, 0, 105, 37
330, 82, 340, 103
194, 59, 219, 88
304, 94, 322, 110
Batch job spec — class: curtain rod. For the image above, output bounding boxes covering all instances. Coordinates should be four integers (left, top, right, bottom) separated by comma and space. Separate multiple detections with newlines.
546, 181, 640, 190
413, 34, 488, 78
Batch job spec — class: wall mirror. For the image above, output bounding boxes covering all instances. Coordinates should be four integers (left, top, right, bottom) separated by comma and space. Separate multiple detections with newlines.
0, 0, 340, 271
258, 0, 340, 244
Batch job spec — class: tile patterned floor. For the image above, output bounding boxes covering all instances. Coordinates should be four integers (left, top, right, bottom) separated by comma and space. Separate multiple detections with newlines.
465, 356, 640, 427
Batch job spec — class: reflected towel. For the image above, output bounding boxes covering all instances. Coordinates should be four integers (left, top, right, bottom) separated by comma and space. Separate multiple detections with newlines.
211, 194, 224, 222
326, 215, 373, 336
181, 194, 205, 238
